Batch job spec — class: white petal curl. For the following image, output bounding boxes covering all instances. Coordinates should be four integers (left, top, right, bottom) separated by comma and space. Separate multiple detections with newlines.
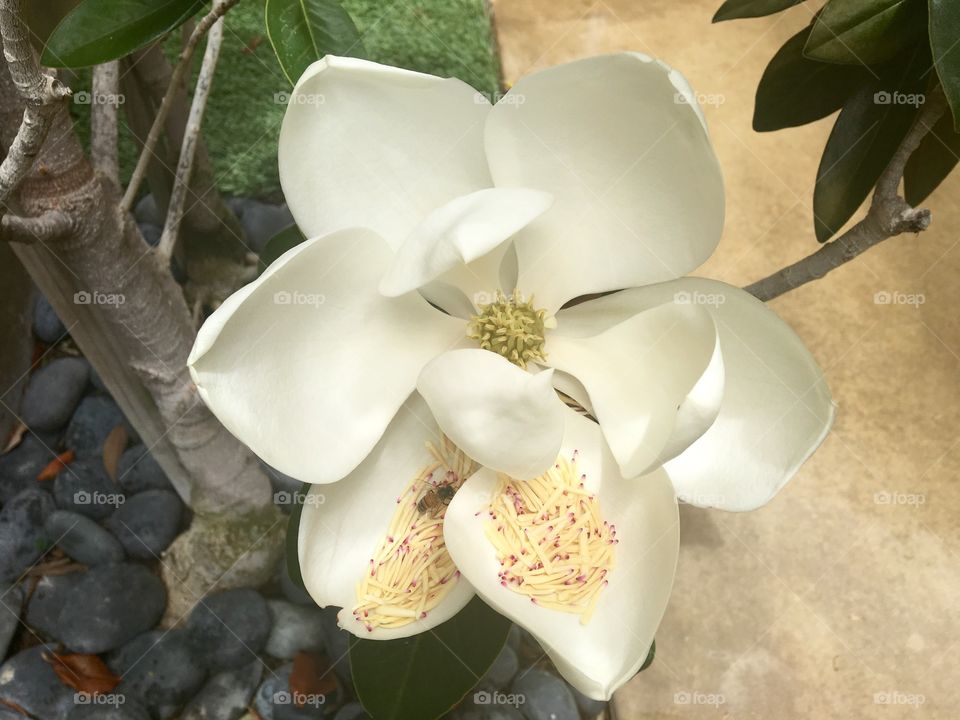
484, 53, 725, 313
188, 228, 463, 485
278, 56, 492, 249
417, 349, 565, 480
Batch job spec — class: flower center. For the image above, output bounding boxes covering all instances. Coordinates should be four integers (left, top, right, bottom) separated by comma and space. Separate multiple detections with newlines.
353, 436, 477, 632
484, 453, 616, 625
467, 290, 549, 369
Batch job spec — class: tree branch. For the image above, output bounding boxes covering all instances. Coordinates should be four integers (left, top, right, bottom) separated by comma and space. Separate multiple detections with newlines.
121, 0, 240, 212
0, 209, 73, 243
156, 15, 225, 262
0, 0, 70, 213
745, 90, 948, 302
90, 61, 120, 182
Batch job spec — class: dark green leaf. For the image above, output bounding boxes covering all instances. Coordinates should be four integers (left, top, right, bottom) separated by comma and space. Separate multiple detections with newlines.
284, 481, 311, 590
265, 0, 365, 85
41, 0, 205, 68
929, 0, 960, 129
258, 224, 306, 273
713, 0, 803, 22
639, 639, 656, 672
351, 597, 511, 720
904, 111, 960, 204
813, 47, 928, 241
754, 27, 871, 131
805, 0, 927, 66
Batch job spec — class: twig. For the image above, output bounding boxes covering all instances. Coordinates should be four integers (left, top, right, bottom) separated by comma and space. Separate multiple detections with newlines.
745, 90, 948, 302
121, 0, 240, 212
90, 61, 120, 181
0, 210, 73, 243
157, 15, 225, 262
0, 0, 70, 215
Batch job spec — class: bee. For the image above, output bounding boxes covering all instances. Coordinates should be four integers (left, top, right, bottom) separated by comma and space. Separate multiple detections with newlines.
417, 484, 456, 515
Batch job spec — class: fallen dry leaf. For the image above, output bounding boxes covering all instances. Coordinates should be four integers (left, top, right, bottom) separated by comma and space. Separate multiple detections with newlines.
44, 652, 120, 695
36, 450, 75, 482
2, 421, 28, 454
101, 425, 128, 482
289, 651, 339, 707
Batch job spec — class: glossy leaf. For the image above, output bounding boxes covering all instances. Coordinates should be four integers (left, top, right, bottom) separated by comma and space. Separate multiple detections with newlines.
929, 0, 960, 129
713, 0, 803, 22
813, 47, 928, 241
265, 0, 366, 85
351, 597, 511, 720
755, 28, 871, 131
41, 0, 205, 68
639, 639, 656, 672
904, 111, 960, 204
805, 0, 927, 66
258, 223, 307, 273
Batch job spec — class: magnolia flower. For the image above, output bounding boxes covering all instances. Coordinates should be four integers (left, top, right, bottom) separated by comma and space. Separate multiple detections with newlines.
188, 54, 835, 699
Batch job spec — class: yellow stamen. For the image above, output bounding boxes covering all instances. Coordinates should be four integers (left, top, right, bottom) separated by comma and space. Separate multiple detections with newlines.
486, 456, 616, 625
467, 290, 549, 369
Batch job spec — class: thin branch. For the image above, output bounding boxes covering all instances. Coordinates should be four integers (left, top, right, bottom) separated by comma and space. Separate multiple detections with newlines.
0, 209, 73, 243
121, 0, 240, 212
156, 15, 225, 262
90, 61, 120, 182
745, 90, 948, 302
0, 0, 70, 213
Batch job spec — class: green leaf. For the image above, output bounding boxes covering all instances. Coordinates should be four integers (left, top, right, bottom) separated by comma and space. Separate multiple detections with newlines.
804, 0, 927, 66
258, 224, 306, 273
284, 481, 310, 591
351, 598, 511, 720
265, 0, 365, 85
812, 48, 928, 241
754, 28, 871, 131
929, 0, 960, 129
904, 111, 960, 204
713, 0, 803, 22
41, 0, 205, 68
639, 639, 656, 672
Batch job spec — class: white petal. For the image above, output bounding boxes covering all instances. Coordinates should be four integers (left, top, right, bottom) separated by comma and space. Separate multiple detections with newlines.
279, 56, 492, 248
548, 302, 717, 478
417, 349, 565, 479
555, 279, 835, 510
298, 394, 474, 639
189, 228, 463, 485
484, 53, 724, 312
379, 188, 553, 298
443, 408, 678, 700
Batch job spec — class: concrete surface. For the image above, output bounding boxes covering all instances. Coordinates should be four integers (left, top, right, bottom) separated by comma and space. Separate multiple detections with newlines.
492, 1, 959, 718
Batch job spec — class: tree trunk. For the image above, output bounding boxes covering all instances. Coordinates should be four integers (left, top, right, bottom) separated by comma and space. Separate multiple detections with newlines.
0, 66, 283, 620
